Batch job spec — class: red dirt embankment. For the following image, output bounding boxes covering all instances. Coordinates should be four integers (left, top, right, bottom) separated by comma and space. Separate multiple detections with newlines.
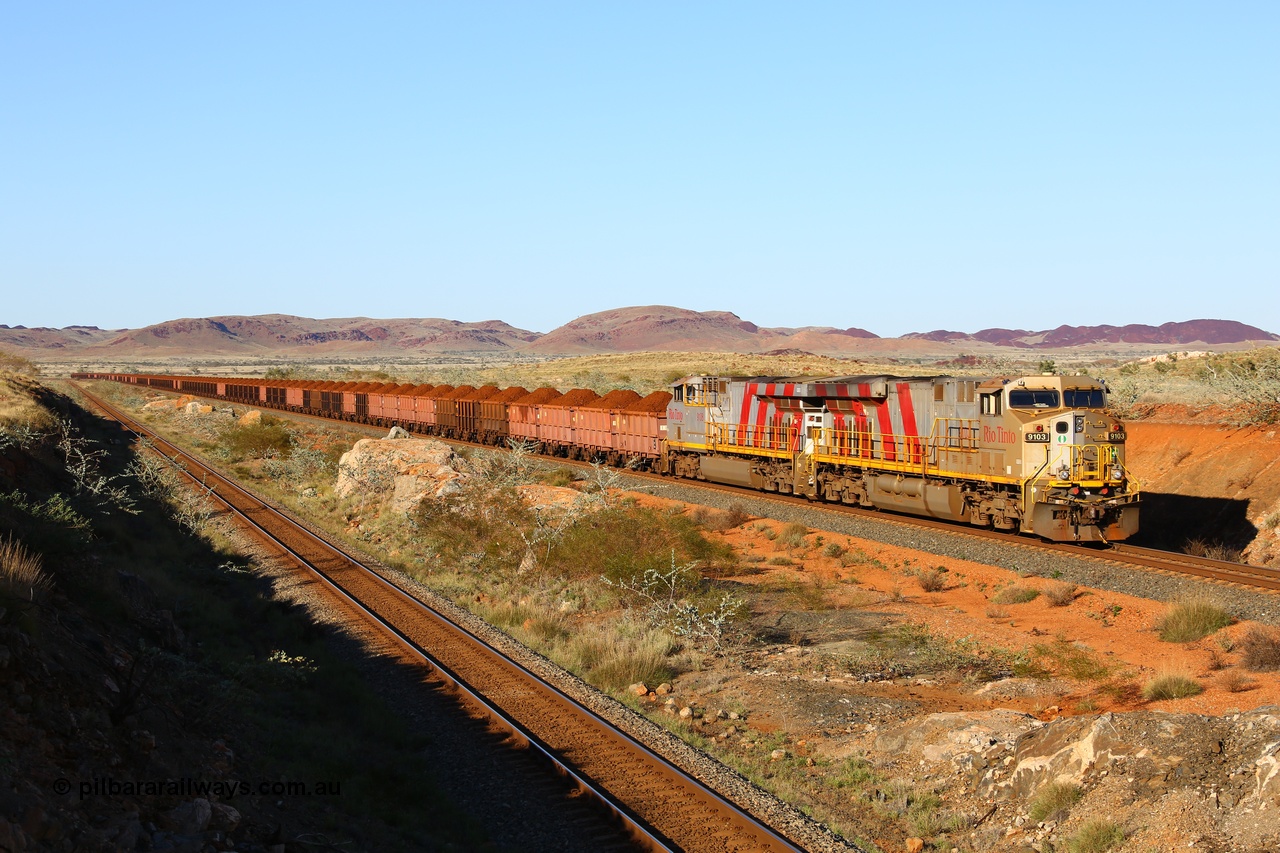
1125, 415, 1280, 565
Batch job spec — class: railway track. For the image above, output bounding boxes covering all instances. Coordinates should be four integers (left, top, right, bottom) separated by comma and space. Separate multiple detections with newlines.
97, 381, 1280, 596
77, 386, 832, 853
1106, 544, 1280, 592
627, 475, 1280, 594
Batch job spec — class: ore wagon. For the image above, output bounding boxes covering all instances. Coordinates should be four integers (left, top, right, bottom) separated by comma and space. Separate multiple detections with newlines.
614, 391, 672, 465
536, 389, 599, 456
477, 386, 530, 445
575, 390, 642, 459
509, 388, 563, 445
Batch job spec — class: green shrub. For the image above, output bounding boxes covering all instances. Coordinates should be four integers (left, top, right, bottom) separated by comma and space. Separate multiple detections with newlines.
822, 542, 846, 559
1157, 597, 1232, 642
414, 483, 532, 573
218, 418, 294, 460
839, 549, 877, 568
1027, 639, 1114, 682
548, 505, 736, 581
827, 756, 878, 790
1142, 672, 1203, 701
537, 467, 577, 487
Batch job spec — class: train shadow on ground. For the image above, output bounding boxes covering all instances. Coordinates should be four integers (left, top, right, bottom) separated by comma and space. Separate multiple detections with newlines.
1134, 492, 1258, 556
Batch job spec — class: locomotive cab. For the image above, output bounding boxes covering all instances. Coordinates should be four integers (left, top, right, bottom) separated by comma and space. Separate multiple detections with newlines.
1006, 376, 1139, 542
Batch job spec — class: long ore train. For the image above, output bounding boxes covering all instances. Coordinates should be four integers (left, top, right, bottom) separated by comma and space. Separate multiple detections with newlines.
74, 371, 1140, 542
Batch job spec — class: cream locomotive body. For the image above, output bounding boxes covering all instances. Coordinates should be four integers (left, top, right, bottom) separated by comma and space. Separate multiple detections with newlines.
662, 373, 1138, 542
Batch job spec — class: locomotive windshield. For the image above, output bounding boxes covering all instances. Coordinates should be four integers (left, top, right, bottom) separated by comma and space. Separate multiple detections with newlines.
1008, 389, 1060, 409
1063, 388, 1106, 408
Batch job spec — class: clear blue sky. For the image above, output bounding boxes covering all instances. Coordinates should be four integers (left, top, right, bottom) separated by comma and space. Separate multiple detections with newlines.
3, 3, 1277, 337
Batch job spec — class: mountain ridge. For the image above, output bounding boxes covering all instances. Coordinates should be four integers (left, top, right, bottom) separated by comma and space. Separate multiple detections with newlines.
1, 307, 1275, 358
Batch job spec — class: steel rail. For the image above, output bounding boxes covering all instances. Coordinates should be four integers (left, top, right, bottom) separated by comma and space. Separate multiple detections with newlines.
1107, 544, 1280, 591
78, 385, 813, 853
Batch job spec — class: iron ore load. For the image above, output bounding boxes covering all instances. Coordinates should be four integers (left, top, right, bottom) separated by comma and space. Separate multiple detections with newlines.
75, 370, 1139, 542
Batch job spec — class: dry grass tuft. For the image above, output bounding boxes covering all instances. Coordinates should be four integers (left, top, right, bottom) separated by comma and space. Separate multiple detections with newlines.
991, 584, 1040, 605
1142, 670, 1203, 701
1157, 597, 1232, 643
1241, 626, 1280, 671
1218, 669, 1255, 693
0, 536, 53, 604
690, 503, 752, 532
916, 568, 947, 593
1184, 538, 1245, 563
1028, 780, 1081, 821
1043, 581, 1078, 607
0, 374, 55, 429
1066, 819, 1124, 853
776, 522, 809, 551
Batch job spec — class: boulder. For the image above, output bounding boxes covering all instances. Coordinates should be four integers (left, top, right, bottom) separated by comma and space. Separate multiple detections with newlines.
390, 462, 467, 514
986, 710, 1247, 801
209, 803, 241, 832
237, 409, 262, 426
515, 483, 582, 512
875, 709, 1038, 779
161, 799, 211, 834
335, 438, 466, 513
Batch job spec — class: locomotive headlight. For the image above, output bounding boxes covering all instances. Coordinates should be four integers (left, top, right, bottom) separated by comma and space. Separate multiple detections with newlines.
1111, 466, 1124, 481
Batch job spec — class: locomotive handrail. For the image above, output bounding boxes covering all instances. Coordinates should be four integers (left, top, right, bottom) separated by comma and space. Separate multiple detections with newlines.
1022, 455, 1053, 521
811, 424, 995, 482
1046, 443, 1114, 486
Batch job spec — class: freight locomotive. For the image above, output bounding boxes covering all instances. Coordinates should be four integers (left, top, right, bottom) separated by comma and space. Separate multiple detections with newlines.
73, 370, 1140, 542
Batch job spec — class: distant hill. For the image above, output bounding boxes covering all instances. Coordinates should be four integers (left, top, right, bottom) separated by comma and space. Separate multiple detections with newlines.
524, 306, 878, 354
903, 320, 1279, 349
1, 309, 1274, 360
0, 324, 120, 350
0, 315, 541, 356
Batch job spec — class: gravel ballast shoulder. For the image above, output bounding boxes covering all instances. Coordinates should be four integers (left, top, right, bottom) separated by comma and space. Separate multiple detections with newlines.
618, 474, 1280, 627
